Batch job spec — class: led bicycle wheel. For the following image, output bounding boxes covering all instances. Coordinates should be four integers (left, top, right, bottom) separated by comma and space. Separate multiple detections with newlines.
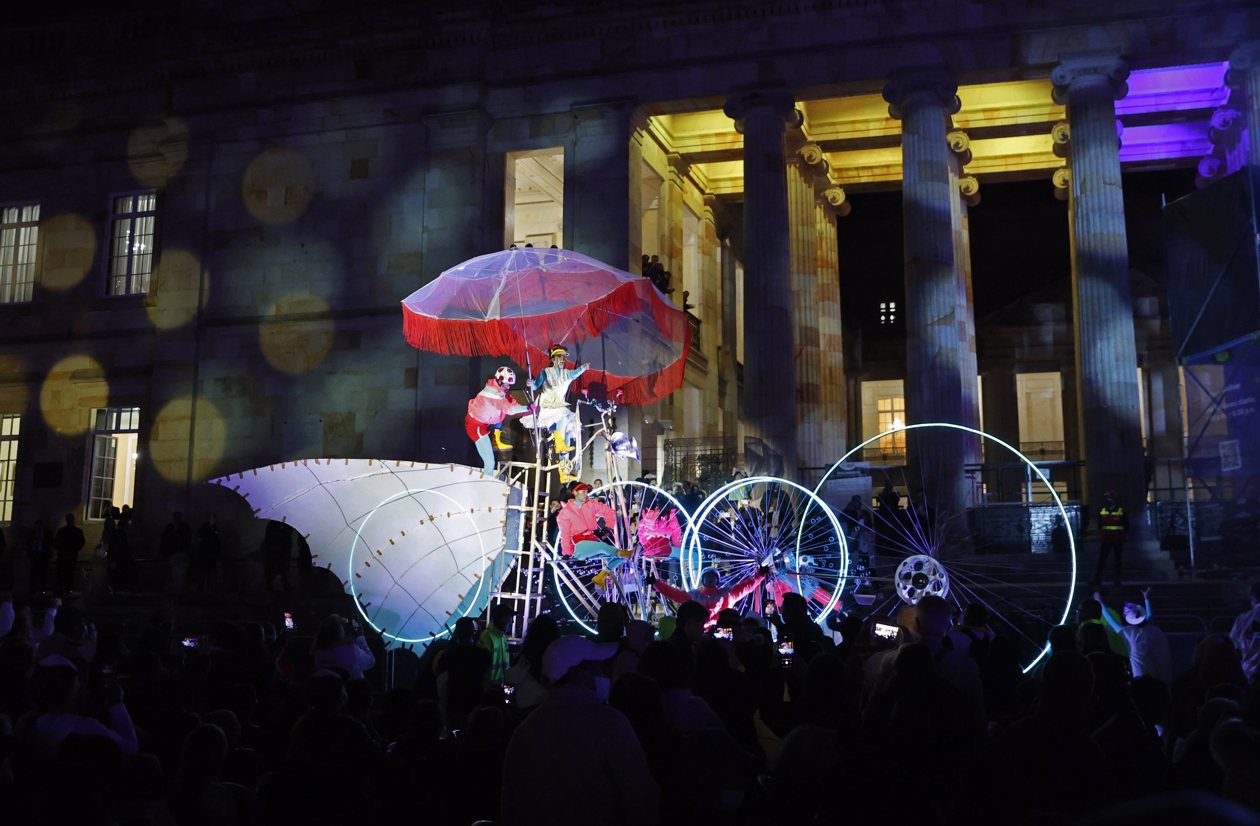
814, 422, 1077, 674
551, 480, 690, 633
679, 477, 848, 624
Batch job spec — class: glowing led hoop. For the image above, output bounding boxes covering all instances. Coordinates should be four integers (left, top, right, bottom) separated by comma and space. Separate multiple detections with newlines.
681, 476, 849, 624
553, 480, 691, 635
815, 422, 1076, 674
348, 486, 490, 645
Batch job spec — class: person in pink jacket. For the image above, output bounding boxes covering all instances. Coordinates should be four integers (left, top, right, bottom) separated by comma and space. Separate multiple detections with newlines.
557, 483, 617, 557
465, 366, 529, 473
637, 507, 682, 559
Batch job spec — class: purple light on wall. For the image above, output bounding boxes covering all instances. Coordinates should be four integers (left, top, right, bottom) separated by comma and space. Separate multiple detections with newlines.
1117, 62, 1229, 116
1119, 122, 1212, 162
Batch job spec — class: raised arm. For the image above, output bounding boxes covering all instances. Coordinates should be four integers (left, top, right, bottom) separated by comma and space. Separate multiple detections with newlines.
1094, 592, 1123, 632
651, 579, 691, 606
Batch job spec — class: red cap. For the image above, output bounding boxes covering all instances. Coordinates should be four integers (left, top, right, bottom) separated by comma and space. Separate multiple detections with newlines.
572, 483, 592, 493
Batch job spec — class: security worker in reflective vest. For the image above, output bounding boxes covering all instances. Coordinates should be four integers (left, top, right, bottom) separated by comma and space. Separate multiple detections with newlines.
1093, 491, 1129, 588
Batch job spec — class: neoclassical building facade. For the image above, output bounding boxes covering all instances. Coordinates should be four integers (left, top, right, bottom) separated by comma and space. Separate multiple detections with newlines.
0, 0, 1256, 547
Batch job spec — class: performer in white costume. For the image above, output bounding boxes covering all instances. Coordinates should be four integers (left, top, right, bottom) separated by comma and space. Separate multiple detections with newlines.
522, 345, 589, 467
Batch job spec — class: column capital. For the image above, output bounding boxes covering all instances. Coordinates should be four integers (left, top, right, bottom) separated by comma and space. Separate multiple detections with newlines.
1229, 41, 1260, 77
799, 142, 826, 167
1051, 120, 1071, 158
821, 185, 852, 217
701, 192, 718, 223
1051, 51, 1129, 103
1052, 166, 1071, 201
1210, 106, 1244, 135
959, 175, 980, 205
666, 152, 689, 183
628, 105, 653, 137
882, 68, 960, 119
946, 129, 972, 166
723, 89, 802, 131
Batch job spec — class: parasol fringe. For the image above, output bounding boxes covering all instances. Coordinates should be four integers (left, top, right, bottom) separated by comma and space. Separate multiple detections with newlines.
401, 278, 689, 405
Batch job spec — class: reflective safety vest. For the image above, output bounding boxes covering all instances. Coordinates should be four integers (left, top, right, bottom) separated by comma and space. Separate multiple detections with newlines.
1100, 505, 1127, 543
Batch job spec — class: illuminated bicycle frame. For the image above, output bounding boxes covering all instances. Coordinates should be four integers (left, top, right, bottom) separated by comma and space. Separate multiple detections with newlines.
552, 480, 691, 635
348, 487, 490, 645
680, 475, 849, 625
814, 421, 1077, 674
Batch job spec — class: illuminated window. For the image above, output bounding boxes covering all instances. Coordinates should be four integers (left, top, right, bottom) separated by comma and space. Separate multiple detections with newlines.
861, 380, 908, 462
0, 414, 19, 522
0, 204, 39, 304
876, 396, 907, 455
107, 192, 156, 296
504, 148, 563, 249
879, 300, 897, 325
86, 407, 140, 521
1016, 372, 1065, 460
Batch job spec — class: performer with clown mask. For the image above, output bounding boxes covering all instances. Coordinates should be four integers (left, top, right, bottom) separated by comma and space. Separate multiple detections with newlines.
466, 366, 529, 474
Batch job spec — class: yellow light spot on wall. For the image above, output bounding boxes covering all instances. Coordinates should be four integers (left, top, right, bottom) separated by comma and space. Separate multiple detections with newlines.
127, 116, 190, 189
40, 214, 96, 291
259, 293, 335, 374
146, 248, 206, 330
242, 148, 315, 225
40, 355, 109, 436
149, 396, 228, 482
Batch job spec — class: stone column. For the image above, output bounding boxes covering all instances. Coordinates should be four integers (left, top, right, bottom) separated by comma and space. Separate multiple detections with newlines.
569, 100, 638, 269
884, 69, 969, 523
1052, 52, 1146, 519
947, 130, 982, 464
700, 197, 722, 434
1228, 42, 1260, 165
662, 153, 687, 277
719, 231, 740, 446
724, 90, 800, 472
817, 187, 847, 464
788, 144, 825, 471
627, 109, 649, 271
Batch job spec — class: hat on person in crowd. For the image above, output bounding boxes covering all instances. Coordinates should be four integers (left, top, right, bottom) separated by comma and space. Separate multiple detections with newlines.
541, 635, 617, 682
572, 482, 592, 494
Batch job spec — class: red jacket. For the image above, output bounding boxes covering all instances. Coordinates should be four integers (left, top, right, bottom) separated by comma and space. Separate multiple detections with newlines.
653, 570, 766, 624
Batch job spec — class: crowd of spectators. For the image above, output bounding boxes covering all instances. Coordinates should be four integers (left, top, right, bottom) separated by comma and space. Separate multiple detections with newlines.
0, 511, 312, 600
0, 577, 1257, 825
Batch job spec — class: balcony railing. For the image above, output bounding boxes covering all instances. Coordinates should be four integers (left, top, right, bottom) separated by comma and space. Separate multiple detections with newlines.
1018, 441, 1066, 461
685, 311, 701, 352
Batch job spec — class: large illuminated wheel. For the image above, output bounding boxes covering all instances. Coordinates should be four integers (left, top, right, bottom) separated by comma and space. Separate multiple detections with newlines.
815, 422, 1078, 674
551, 480, 689, 634
680, 477, 848, 624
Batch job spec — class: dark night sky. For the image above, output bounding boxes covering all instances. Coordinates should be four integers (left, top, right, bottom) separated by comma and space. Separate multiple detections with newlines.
837, 169, 1198, 341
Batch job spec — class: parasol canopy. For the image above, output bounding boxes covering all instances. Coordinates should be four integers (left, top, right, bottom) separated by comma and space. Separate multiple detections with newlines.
401, 247, 689, 405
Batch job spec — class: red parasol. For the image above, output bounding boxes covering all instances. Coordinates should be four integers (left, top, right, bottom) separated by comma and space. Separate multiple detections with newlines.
401, 248, 689, 405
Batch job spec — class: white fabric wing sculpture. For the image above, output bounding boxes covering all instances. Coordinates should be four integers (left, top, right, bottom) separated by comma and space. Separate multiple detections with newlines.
211, 459, 519, 646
